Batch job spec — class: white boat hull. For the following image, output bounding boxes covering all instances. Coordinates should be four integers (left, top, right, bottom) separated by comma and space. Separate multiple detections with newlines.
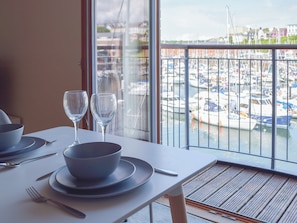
192, 110, 257, 130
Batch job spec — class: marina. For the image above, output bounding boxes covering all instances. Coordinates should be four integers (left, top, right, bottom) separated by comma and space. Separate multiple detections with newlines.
162, 78, 297, 169
159, 51, 297, 173
103, 44, 297, 174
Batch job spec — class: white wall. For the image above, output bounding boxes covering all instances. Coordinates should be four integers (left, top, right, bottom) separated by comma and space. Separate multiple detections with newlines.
0, 0, 82, 133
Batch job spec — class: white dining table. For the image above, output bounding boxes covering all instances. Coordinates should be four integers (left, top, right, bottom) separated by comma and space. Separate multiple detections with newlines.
0, 126, 216, 223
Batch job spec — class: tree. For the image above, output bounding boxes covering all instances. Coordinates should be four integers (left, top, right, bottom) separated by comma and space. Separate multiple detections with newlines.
97, 26, 110, 33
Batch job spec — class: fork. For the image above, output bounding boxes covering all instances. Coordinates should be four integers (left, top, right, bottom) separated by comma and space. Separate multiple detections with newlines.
0, 153, 57, 168
26, 186, 86, 219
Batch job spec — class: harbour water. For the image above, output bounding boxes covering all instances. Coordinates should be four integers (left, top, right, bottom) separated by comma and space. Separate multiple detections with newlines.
161, 84, 297, 173
162, 113, 297, 172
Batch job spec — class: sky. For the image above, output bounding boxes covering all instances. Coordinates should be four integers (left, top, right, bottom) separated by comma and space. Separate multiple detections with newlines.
161, 0, 297, 40
96, 0, 297, 41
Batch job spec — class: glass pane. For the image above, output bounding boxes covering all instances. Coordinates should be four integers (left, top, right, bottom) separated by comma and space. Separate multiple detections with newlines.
94, 0, 150, 140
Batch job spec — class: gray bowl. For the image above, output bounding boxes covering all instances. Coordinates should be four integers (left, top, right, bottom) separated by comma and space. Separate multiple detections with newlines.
0, 124, 24, 150
63, 142, 122, 181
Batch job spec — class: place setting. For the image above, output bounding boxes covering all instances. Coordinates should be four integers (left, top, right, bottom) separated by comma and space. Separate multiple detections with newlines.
48, 141, 154, 198
46, 92, 154, 198
0, 123, 55, 162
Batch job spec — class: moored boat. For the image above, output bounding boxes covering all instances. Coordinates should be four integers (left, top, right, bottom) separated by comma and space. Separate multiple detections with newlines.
237, 94, 292, 129
161, 91, 186, 114
191, 100, 257, 130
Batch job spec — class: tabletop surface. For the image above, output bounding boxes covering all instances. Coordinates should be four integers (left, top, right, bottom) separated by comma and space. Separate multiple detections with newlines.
0, 126, 216, 223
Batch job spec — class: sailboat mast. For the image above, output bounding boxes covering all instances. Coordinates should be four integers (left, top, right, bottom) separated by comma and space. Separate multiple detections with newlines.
226, 5, 229, 44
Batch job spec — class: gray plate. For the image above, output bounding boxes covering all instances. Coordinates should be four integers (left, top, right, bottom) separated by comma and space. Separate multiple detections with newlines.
0, 137, 45, 160
49, 156, 154, 198
0, 137, 35, 157
55, 159, 136, 190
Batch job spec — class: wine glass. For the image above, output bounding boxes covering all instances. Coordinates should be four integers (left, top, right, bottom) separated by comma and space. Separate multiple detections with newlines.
63, 90, 88, 146
90, 93, 117, 142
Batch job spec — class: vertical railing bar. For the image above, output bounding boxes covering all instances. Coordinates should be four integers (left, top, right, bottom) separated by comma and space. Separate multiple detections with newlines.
177, 57, 180, 147
227, 58, 231, 150
286, 60, 290, 161
166, 60, 169, 145
246, 57, 251, 154
172, 58, 176, 147
177, 58, 180, 148
161, 58, 164, 144
176, 58, 179, 147
175, 58, 178, 147
238, 58, 241, 152
184, 48, 190, 149
178, 57, 182, 148
228, 57, 232, 150
258, 58, 263, 156
177, 58, 180, 147
219, 58, 222, 149
216, 58, 220, 149
258, 59, 263, 157
207, 58, 210, 148
271, 48, 277, 170
196, 58, 201, 147
166, 59, 170, 145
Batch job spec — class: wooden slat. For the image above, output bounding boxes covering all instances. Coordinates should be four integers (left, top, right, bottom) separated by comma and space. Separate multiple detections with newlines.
239, 174, 287, 218
183, 163, 230, 196
204, 168, 258, 207
188, 165, 244, 202
257, 178, 297, 223
220, 171, 271, 212
278, 189, 297, 223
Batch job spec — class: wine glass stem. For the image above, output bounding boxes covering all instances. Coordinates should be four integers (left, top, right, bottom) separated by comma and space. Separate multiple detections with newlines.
73, 121, 79, 144
101, 125, 106, 142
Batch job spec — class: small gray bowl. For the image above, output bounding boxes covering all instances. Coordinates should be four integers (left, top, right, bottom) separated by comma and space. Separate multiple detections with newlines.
63, 142, 122, 181
0, 124, 24, 150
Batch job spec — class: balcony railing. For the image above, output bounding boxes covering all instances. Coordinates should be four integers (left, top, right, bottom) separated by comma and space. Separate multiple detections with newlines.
160, 44, 297, 174
96, 43, 297, 175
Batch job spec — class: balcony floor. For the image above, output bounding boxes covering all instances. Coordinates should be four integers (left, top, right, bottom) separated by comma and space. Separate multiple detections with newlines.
182, 161, 297, 223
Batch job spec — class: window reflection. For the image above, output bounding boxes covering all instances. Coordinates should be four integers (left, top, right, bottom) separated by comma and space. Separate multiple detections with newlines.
95, 0, 150, 140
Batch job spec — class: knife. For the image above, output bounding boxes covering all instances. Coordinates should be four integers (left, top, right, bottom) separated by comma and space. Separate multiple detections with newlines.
36, 170, 55, 181
154, 167, 178, 176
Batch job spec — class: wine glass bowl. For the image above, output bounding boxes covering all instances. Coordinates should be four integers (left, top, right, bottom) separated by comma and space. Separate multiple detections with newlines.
63, 90, 88, 146
90, 93, 117, 142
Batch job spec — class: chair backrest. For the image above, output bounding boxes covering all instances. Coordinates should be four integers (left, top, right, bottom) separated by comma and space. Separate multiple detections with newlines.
0, 109, 12, 124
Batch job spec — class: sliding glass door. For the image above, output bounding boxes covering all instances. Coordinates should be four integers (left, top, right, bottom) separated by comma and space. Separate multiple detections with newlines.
92, 0, 154, 141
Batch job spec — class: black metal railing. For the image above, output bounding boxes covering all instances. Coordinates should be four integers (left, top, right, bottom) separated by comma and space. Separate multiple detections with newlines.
96, 43, 297, 174
160, 44, 297, 174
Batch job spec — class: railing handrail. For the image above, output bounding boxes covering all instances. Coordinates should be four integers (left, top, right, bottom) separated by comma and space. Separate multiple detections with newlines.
161, 43, 297, 50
